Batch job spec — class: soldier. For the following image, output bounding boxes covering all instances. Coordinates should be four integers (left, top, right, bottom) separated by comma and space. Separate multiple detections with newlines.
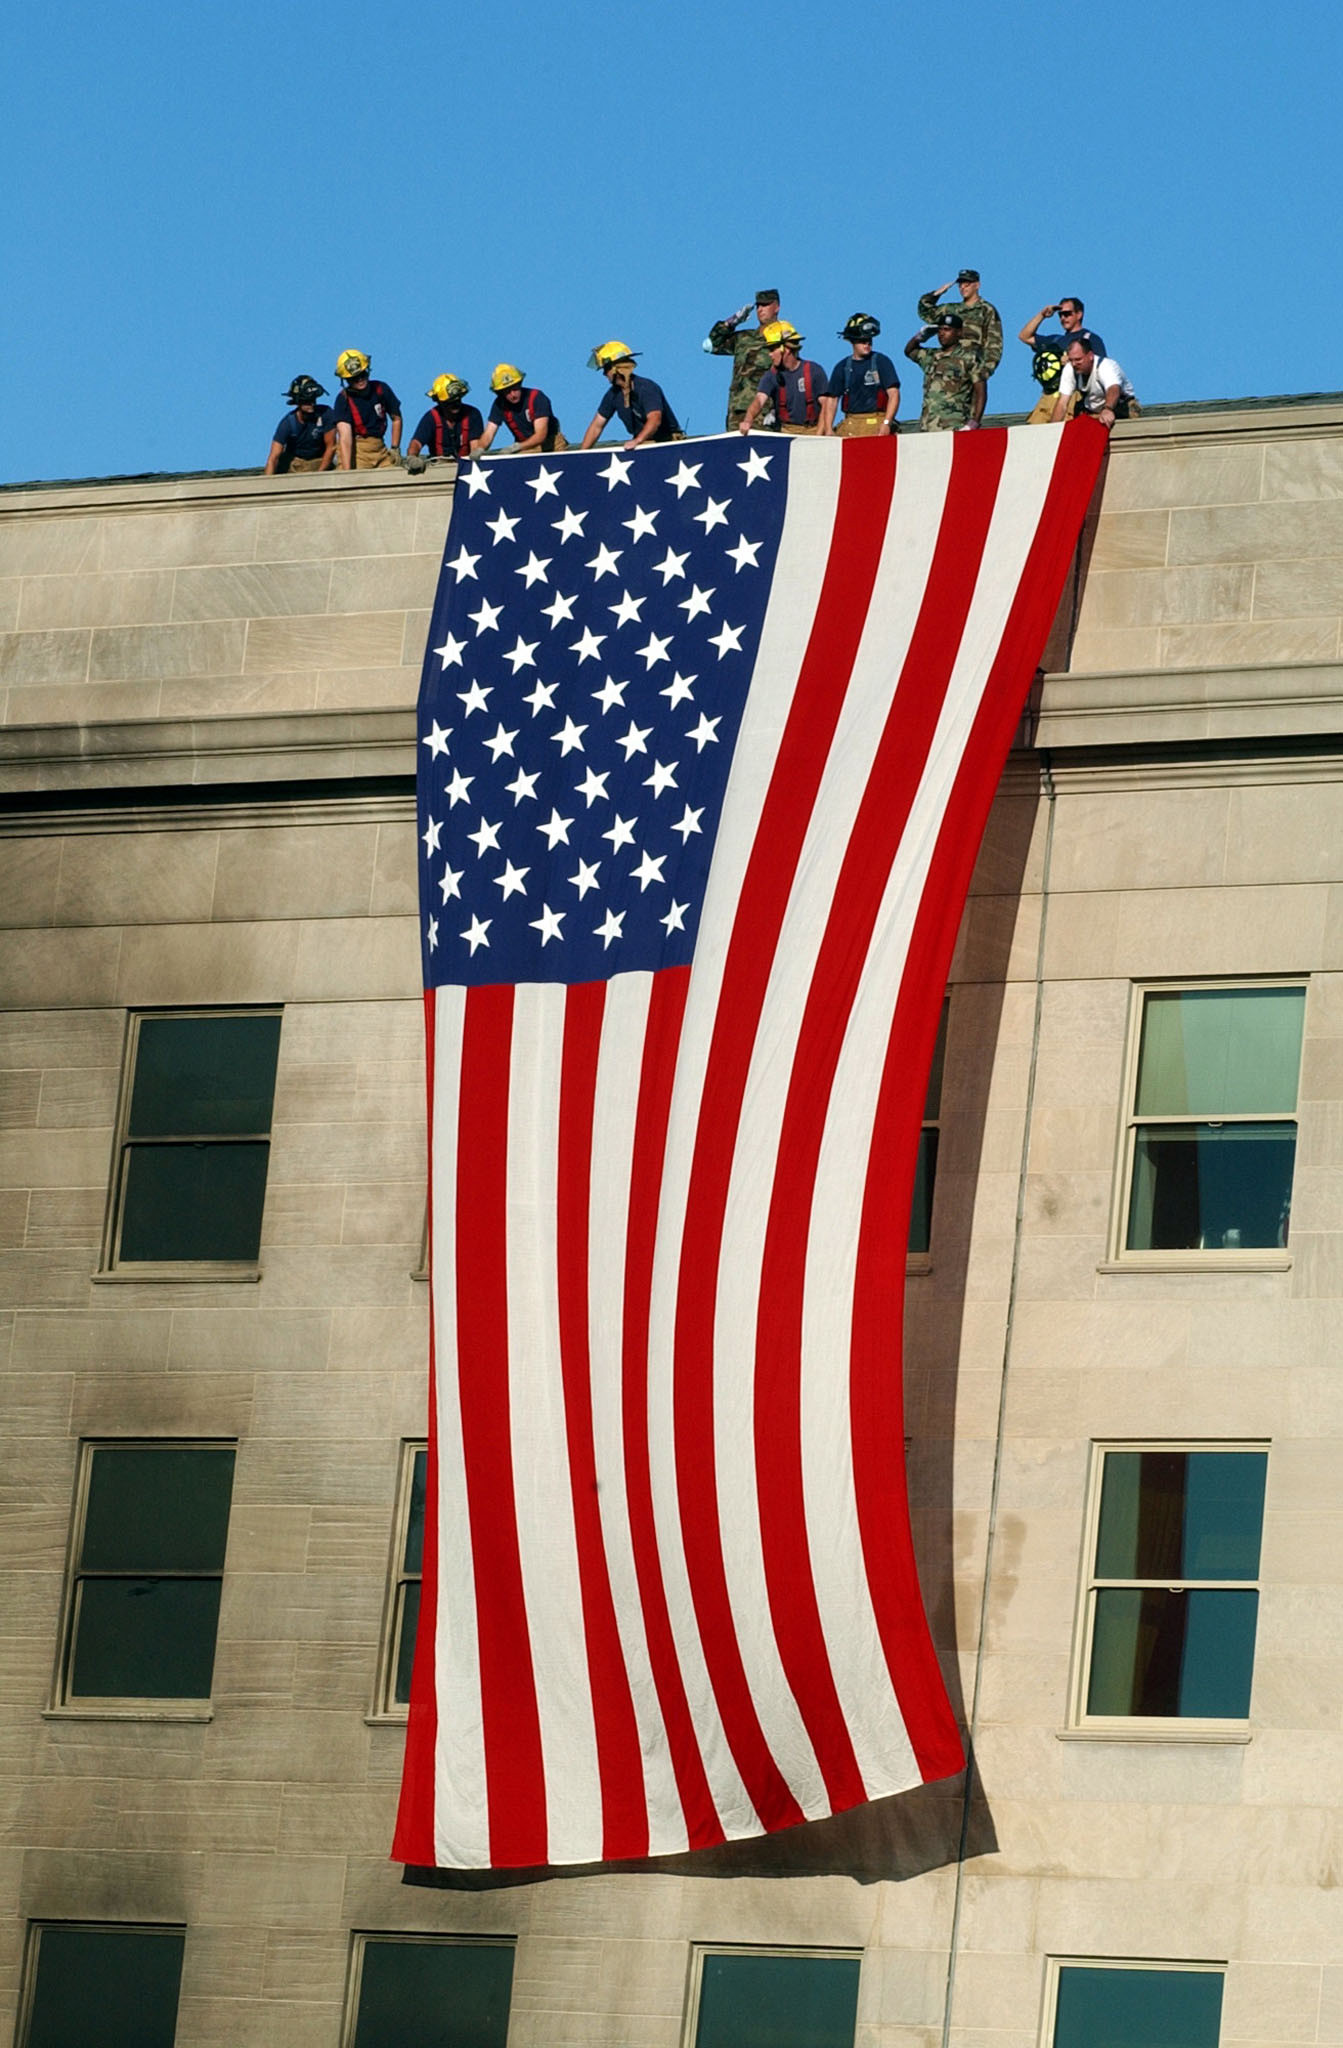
916, 270, 1003, 384
738, 323, 831, 436
903, 313, 987, 432
705, 289, 785, 432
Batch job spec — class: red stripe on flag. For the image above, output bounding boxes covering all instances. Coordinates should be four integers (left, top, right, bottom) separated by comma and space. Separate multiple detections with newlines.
852, 418, 1108, 1780
673, 441, 899, 1827
752, 430, 1005, 1805
557, 980, 650, 1860
392, 986, 442, 1865
620, 967, 725, 1851
456, 983, 548, 1865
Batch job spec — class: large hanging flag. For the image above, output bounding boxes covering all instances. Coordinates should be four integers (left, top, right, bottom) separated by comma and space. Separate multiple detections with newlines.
396, 420, 1107, 1870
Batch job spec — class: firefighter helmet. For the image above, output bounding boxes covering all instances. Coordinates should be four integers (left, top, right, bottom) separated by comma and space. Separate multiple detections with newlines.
761, 320, 802, 350
428, 373, 469, 403
284, 375, 327, 404
335, 349, 371, 381
841, 313, 881, 343
587, 339, 638, 371
489, 363, 524, 392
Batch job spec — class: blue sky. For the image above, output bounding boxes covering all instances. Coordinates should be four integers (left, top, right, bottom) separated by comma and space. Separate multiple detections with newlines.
6, 0, 1340, 484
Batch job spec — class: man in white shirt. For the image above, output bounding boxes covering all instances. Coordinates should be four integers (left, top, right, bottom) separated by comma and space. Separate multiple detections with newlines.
1052, 338, 1138, 426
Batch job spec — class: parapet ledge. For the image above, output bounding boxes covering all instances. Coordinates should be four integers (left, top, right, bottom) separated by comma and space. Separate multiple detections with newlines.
1036, 658, 1343, 759
0, 706, 418, 802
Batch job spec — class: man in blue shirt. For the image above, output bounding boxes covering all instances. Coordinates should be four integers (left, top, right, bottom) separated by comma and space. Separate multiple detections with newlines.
580, 341, 682, 448
475, 365, 566, 454
738, 323, 831, 435
264, 376, 336, 475
406, 374, 485, 466
825, 314, 901, 438
332, 350, 402, 469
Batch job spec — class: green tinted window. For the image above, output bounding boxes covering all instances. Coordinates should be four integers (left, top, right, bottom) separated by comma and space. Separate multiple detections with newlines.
1126, 1123, 1296, 1251
81, 1447, 235, 1573
24, 1925, 184, 2048
120, 1142, 273, 1261
1135, 987, 1304, 1116
352, 1938, 514, 2048
128, 1013, 281, 1136
1053, 1965, 1223, 2048
1095, 1452, 1266, 1581
695, 1953, 860, 2048
1087, 1586, 1259, 1717
391, 1448, 428, 1708
70, 1579, 225, 1699
404, 1450, 427, 1575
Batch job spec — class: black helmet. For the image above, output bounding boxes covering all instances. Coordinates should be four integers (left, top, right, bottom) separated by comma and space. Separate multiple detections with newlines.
1031, 346, 1064, 392
285, 374, 327, 404
841, 312, 881, 343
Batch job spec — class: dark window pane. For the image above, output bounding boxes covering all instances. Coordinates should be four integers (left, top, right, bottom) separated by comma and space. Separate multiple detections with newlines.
26, 1925, 185, 2048
394, 1581, 422, 1706
1094, 1451, 1265, 1583
353, 1939, 514, 2048
1054, 1964, 1223, 2048
404, 1450, 428, 1574
908, 1129, 938, 1255
696, 1953, 860, 2048
1126, 1123, 1295, 1251
923, 1002, 948, 1119
120, 1142, 271, 1262
128, 1013, 281, 1137
1135, 987, 1303, 1116
70, 1578, 223, 1699
1088, 1587, 1258, 1717
81, 1448, 235, 1573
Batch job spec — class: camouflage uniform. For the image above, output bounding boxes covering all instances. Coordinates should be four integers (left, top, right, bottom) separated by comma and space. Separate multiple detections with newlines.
916, 292, 1003, 379
708, 321, 777, 431
909, 342, 985, 431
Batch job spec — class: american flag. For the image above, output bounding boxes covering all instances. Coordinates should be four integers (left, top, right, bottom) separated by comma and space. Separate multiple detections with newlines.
396, 420, 1107, 1870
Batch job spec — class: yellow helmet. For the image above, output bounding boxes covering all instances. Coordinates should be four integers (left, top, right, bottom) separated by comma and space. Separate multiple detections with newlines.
428, 373, 469, 403
761, 321, 802, 350
490, 362, 524, 393
335, 348, 371, 380
588, 339, 637, 371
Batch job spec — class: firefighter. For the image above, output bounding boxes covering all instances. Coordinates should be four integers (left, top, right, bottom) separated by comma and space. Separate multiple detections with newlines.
264, 376, 336, 474
332, 351, 402, 470
406, 375, 485, 469
825, 314, 901, 437
738, 323, 832, 435
474, 366, 566, 454
579, 341, 682, 449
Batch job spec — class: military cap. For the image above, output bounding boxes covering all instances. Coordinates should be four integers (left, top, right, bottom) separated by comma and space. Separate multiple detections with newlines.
937, 311, 965, 330
754, 288, 781, 305
956, 268, 980, 283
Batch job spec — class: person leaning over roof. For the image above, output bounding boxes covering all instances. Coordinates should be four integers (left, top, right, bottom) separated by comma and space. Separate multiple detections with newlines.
739, 323, 832, 436
332, 352, 402, 469
265, 376, 336, 474
704, 288, 786, 431
405, 375, 485, 470
580, 342, 683, 449
916, 270, 1003, 383
825, 314, 900, 437
1052, 336, 1139, 426
904, 312, 987, 431
474, 366, 566, 454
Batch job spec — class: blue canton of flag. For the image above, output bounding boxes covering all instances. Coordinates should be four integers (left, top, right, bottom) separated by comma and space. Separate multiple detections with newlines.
417, 438, 789, 985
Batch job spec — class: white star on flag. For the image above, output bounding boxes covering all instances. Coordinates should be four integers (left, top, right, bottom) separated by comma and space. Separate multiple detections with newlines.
552, 716, 587, 755
506, 767, 540, 803
503, 637, 539, 672
726, 534, 763, 571
570, 627, 606, 663
644, 760, 678, 795
687, 714, 721, 750
599, 452, 633, 488
602, 814, 637, 850
421, 816, 442, 855
460, 914, 490, 951
487, 508, 520, 544
586, 543, 622, 580
660, 898, 688, 933
661, 671, 696, 707
446, 546, 480, 580
427, 916, 438, 950
494, 861, 529, 899
592, 676, 627, 713
738, 446, 772, 483
552, 505, 587, 541
608, 590, 645, 627
541, 591, 576, 626
636, 632, 672, 668
467, 817, 501, 856
529, 904, 565, 943
708, 620, 745, 658
678, 585, 714, 620
569, 858, 601, 897
516, 552, 552, 587
617, 720, 652, 758
631, 849, 667, 890
537, 808, 574, 848
438, 865, 463, 901
693, 496, 731, 533
483, 723, 518, 761
469, 598, 503, 634
422, 721, 452, 758
652, 546, 689, 583
434, 633, 466, 668
523, 679, 558, 715
461, 463, 491, 496
668, 459, 703, 496
672, 802, 703, 839
526, 466, 563, 500
595, 907, 626, 947
575, 767, 610, 805
623, 505, 659, 540
457, 681, 491, 716
445, 770, 473, 807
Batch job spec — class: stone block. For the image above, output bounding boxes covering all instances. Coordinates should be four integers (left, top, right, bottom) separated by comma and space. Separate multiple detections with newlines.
18, 570, 176, 630
1077, 563, 1254, 630
314, 662, 420, 709
201, 1706, 370, 1785
290, 915, 421, 1001
326, 553, 440, 613
1086, 510, 1170, 571
1170, 497, 1343, 565
0, 927, 120, 1008
54, 828, 220, 927
157, 668, 320, 719
1263, 438, 1343, 501
211, 822, 381, 922
35, 1067, 120, 1129
0, 627, 91, 685
24, 1187, 103, 1249
170, 561, 333, 621
93, 507, 259, 571
371, 821, 419, 916
1100, 441, 1264, 512
0, 517, 101, 577
1050, 786, 1230, 893
1158, 617, 1340, 667
114, 919, 299, 1005
195, 1850, 347, 1928
252, 496, 419, 566
244, 611, 405, 673
1252, 557, 1343, 618
0, 1010, 124, 1072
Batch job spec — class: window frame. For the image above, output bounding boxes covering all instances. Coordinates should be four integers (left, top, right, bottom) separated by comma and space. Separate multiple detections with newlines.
341, 1931, 516, 2048
98, 1005, 283, 1281
1109, 977, 1306, 1268
16, 1920, 187, 2048
50, 1437, 237, 1720
370, 1439, 428, 1722
680, 1943, 864, 2048
1067, 1440, 1268, 1738
1040, 1955, 1226, 2048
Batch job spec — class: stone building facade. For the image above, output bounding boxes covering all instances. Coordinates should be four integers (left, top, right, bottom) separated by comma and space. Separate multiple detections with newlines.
1, 401, 1341, 2047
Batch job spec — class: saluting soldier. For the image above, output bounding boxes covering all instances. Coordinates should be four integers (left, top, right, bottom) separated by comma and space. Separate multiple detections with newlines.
705, 288, 786, 431
916, 270, 1003, 384
903, 312, 987, 432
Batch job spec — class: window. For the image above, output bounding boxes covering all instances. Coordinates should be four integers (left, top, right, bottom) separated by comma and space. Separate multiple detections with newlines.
1047, 1960, 1224, 2048
1120, 983, 1304, 1256
685, 1948, 861, 2048
344, 1935, 514, 2048
104, 1009, 282, 1271
58, 1442, 236, 1708
1075, 1446, 1267, 1727
909, 998, 948, 1257
18, 1923, 185, 2048
373, 1442, 427, 1717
